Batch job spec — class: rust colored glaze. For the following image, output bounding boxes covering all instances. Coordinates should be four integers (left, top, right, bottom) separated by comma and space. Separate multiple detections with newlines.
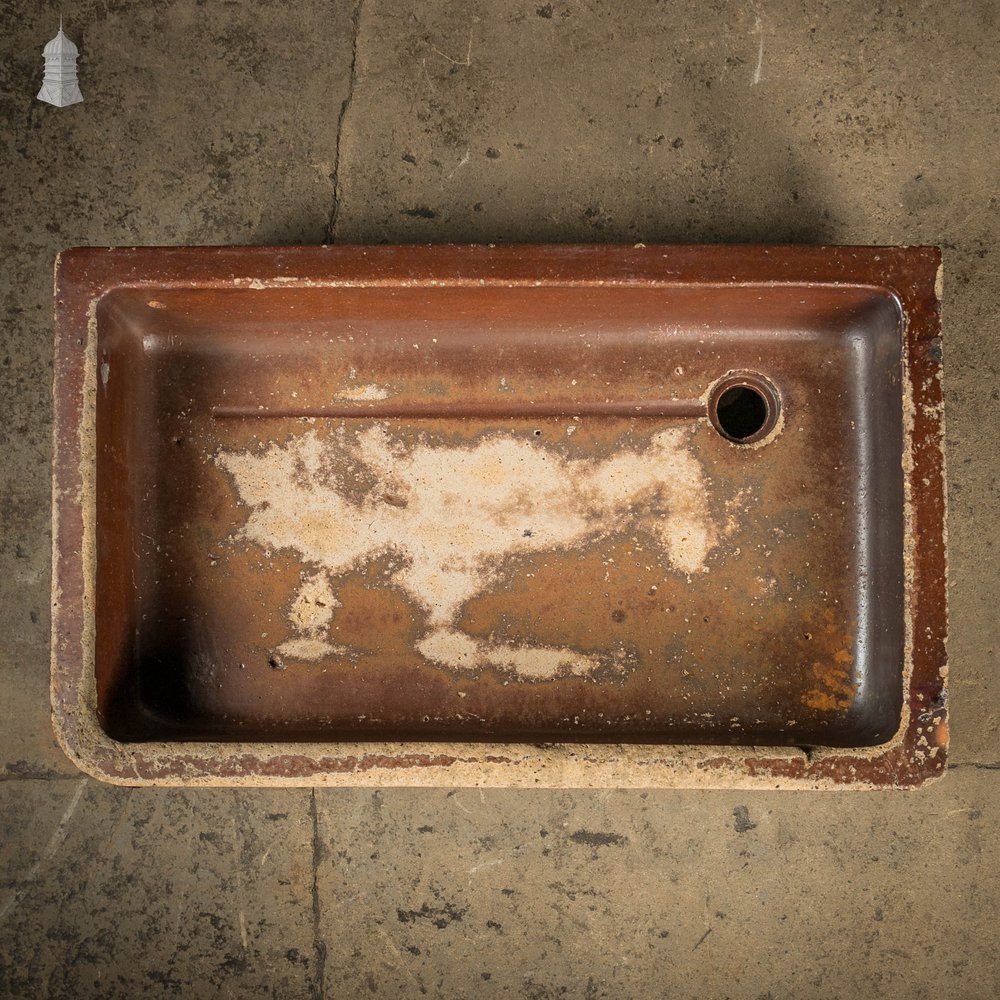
51, 245, 947, 787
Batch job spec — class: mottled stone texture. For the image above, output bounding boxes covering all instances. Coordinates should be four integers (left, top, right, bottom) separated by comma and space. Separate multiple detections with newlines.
1, 0, 998, 996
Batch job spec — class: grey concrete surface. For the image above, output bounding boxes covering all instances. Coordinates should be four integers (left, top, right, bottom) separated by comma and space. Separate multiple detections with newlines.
1, 0, 997, 996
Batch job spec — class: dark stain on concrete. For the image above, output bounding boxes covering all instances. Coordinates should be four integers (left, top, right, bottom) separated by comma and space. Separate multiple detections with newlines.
569, 830, 627, 848
396, 902, 467, 929
733, 806, 757, 833
399, 206, 439, 219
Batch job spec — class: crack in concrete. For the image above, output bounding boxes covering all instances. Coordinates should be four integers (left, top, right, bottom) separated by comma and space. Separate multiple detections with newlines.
323, 0, 365, 243
309, 789, 327, 1000
0, 777, 87, 925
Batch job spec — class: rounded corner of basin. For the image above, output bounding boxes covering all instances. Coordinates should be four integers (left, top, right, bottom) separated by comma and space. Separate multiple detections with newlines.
93, 709, 138, 746
49, 710, 115, 786
878, 284, 906, 327
60, 726, 151, 788
50, 670, 149, 786
839, 692, 905, 749
858, 286, 906, 346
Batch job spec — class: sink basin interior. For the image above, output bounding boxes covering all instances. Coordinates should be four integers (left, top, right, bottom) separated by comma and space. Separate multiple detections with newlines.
91, 278, 905, 748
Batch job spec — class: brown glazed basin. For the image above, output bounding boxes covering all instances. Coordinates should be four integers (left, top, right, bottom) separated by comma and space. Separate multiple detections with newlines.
51, 245, 947, 787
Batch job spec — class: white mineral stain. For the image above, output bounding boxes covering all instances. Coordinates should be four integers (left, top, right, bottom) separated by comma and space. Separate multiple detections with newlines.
217, 425, 718, 680
335, 383, 390, 401
277, 571, 345, 659
277, 637, 349, 660
416, 628, 604, 679
288, 572, 340, 632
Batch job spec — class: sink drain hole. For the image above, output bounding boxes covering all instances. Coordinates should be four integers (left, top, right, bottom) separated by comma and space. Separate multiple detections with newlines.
709, 374, 779, 444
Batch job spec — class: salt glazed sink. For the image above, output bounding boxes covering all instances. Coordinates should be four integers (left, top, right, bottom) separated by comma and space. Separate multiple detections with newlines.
51, 245, 947, 788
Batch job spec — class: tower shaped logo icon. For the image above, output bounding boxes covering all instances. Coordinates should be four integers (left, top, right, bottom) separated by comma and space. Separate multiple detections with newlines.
37, 20, 83, 107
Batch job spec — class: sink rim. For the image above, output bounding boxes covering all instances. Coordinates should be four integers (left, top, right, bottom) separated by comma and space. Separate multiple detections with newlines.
51, 243, 947, 788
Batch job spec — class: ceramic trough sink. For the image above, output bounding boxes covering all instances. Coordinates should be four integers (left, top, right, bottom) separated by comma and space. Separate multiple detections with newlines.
51, 244, 947, 787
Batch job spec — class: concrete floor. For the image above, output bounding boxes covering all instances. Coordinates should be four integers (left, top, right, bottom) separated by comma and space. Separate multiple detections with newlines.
1, 0, 998, 996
